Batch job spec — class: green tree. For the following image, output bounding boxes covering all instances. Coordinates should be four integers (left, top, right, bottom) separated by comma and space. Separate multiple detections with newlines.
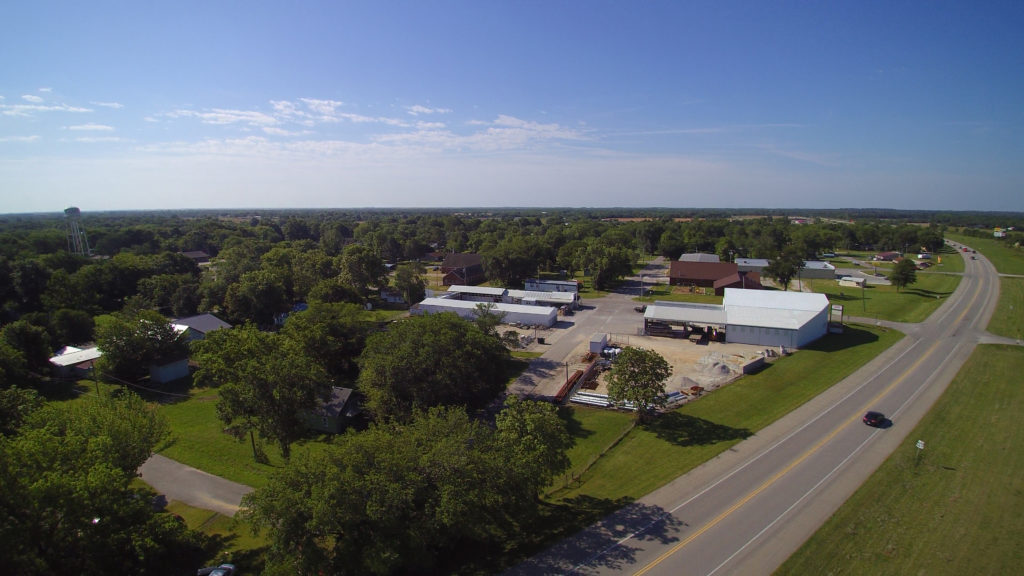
494, 395, 572, 499
765, 249, 804, 291
607, 346, 672, 421
889, 258, 918, 292
0, 386, 42, 436
223, 268, 289, 326
357, 313, 510, 421
0, 393, 208, 576
472, 302, 507, 337
192, 325, 329, 459
95, 309, 189, 381
393, 262, 426, 304
279, 302, 372, 381
244, 404, 569, 575
339, 244, 386, 298
1, 320, 52, 372
51, 308, 96, 345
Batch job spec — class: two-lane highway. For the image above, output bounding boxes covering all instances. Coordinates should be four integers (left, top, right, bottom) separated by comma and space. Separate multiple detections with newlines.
510, 246, 1000, 576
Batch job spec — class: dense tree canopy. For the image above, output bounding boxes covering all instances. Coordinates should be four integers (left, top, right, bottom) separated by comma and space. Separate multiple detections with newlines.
0, 393, 209, 576
279, 302, 373, 381
192, 324, 329, 459
95, 309, 189, 381
244, 401, 570, 575
357, 313, 510, 421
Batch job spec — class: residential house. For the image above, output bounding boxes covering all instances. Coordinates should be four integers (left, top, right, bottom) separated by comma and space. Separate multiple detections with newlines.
669, 261, 738, 288
441, 253, 486, 286
304, 387, 358, 434
713, 271, 763, 295
172, 313, 232, 342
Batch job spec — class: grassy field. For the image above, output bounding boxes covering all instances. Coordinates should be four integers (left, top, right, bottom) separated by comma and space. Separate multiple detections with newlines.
988, 277, 1024, 340
806, 272, 961, 323
549, 323, 904, 501
637, 282, 723, 304
947, 231, 1024, 275
164, 500, 269, 572
775, 345, 1024, 576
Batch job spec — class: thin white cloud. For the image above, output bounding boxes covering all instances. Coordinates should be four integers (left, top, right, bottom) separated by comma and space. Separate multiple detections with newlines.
90, 101, 124, 109
38, 87, 52, 93
67, 123, 115, 131
166, 108, 279, 126
0, 103, 92, 116
73, 136, 126, 143
21, 94, 45, 103
299, 98, 344, 116
406, 104, 452, 116
0, 135, 41, 143
262, 126, 312, 137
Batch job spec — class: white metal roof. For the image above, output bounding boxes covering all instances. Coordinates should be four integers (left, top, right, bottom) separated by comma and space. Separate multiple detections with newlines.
736, 258, 770, 267
419, 297, 556, 315
507, 289, 575, 303
801, 260, 836, 271
723, 288, 828, 311
526, 278, 578, 287
644, 301, 727, 325
679, 252, 720, 262
446, 285, 507, 297
49, 346, 102, 367
723, 288, 828, 330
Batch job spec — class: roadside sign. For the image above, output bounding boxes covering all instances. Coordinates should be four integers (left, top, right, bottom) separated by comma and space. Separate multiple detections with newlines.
916, 440, 925, 450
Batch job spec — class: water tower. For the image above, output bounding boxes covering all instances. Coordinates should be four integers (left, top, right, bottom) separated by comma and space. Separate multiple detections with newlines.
65, 207, 91, 256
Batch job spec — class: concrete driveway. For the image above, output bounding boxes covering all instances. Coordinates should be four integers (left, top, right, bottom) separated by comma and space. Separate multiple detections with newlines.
140, 454, 252, 517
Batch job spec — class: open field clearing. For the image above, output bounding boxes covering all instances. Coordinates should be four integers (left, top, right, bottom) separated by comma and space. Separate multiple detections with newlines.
806, 272, 961, 323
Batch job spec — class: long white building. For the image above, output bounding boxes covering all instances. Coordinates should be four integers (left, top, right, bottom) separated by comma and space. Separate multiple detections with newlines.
414, 297, 558, 327
643, 288, 829, 348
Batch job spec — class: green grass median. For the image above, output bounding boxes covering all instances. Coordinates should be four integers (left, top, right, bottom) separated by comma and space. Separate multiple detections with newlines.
775, 344, 1024, 576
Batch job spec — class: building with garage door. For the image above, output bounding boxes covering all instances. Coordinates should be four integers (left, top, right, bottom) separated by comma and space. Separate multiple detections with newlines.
643, 288, 829, 348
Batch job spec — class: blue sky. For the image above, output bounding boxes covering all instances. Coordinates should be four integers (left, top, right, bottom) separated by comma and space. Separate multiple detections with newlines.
2, 1, 1022, 213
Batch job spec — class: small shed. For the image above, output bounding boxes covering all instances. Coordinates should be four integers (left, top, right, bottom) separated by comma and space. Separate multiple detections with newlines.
149, 357, 190, 384
589, 333, 608, 354
305, 387, 356, 434
49, 346, 102, 378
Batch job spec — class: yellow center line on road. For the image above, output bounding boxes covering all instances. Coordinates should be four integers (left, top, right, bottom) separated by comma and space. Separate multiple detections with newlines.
632, 276, 985, 576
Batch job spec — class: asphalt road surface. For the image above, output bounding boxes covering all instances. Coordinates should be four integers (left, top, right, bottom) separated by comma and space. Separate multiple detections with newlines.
509, 243, 1006, 576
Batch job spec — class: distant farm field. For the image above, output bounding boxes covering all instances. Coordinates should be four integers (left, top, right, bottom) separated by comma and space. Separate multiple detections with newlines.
775, 345, 1024, 576
947, 231, 1024, 275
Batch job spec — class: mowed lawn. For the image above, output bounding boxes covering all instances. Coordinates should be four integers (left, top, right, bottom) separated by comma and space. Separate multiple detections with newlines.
157, 384, 334, 488
947, 231, 1024, 275
988, 277, 1024, 340
550, 324, 903, 501
775, 345, 1024, 576
806, 272, 961, 323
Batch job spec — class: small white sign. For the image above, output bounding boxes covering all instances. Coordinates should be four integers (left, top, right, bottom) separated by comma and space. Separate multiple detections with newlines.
916, 440, 925, 450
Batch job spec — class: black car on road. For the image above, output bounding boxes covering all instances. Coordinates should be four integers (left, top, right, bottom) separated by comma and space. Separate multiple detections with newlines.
863, 411, 886, 427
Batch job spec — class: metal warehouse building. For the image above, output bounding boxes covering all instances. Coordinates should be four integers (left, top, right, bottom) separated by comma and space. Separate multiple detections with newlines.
643, 288, 829, 348
413, 297, 558, 327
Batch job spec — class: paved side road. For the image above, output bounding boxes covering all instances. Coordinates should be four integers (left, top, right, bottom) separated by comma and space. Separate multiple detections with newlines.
140, 454, 252, 517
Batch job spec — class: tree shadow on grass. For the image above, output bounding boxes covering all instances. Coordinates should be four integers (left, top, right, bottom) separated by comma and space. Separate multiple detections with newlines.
644, 411, 752, 447
802, 325, 879, 353
497, 495, 684, 575
902, 287, 954, 298
558, 405, 596, 446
